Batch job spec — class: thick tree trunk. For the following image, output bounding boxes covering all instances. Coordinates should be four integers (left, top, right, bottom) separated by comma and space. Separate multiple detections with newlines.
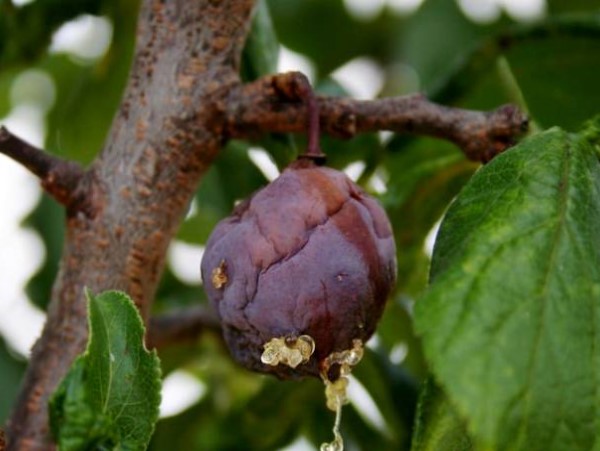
6, 1, 255, 448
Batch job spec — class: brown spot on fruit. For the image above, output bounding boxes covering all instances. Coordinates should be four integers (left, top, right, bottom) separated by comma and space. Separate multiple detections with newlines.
201, 160, 396, 379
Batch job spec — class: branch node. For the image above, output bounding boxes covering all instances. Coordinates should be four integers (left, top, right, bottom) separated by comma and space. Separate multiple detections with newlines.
0, 126, 87, 209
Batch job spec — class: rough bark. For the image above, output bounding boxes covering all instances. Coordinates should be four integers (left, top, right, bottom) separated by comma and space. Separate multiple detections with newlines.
6, 0, 254, 448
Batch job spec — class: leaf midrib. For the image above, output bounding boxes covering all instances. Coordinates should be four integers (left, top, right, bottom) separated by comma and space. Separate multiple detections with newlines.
512, 138, 573, 450
98, 304, 114, 415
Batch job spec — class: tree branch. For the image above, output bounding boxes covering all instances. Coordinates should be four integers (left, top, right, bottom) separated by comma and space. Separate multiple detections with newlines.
146, 306, 221, 350
224, 72, 528, 162
0, 126, 85, 209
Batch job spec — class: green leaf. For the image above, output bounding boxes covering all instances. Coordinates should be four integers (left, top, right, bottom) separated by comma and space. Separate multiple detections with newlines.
352, 348, 419, 449
236, 379, 320, 450
0, 0, 102, 66
152, 377, 321, 451
432, 15, 600, 131
241, 0, 279, 81
377, 296, 428, 380
402, 0, 509, 91
256, 133, 298, 170
373, 140, 477, 386
341, 404, 397, 451
411, 378, 474, 451
44, 0, 139, 164
267, 0, 404, 75
50, 290, 162, 451
548, 0, 600, 15
383, 139, 477, 297
0, 65, 19, 118
415, 127, 600, 450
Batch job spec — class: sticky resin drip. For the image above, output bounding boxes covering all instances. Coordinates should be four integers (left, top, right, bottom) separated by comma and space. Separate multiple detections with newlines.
211, 260, 228, 289
261, 335, 316, 369
319, 339, 364, 451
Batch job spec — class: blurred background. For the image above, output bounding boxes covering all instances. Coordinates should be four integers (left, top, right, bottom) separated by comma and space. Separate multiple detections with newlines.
1, 0, 599, 449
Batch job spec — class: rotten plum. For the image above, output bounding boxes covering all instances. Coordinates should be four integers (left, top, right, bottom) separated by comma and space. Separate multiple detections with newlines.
200, 159, 396, 379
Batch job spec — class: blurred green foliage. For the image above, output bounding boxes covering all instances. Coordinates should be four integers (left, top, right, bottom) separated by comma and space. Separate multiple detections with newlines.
0, 0, 103, 65
0, 336, 25, 424
2, 0, 600, 449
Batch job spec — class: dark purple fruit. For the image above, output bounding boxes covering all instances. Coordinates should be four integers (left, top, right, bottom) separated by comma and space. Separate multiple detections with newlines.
201, 159, 396, 379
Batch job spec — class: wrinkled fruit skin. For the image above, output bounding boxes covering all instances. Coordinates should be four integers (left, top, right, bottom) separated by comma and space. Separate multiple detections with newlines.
201, 160, 397, 379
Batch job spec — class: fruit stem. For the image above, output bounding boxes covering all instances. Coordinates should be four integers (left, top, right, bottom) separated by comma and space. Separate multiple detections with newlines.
295, 76, 326, 165
306, 90, 323, 157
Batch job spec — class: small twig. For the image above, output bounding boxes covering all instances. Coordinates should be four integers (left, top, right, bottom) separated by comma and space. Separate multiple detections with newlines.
146, 306, 221, 349
224, 72, 528, 163
0, 126, 85, 208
